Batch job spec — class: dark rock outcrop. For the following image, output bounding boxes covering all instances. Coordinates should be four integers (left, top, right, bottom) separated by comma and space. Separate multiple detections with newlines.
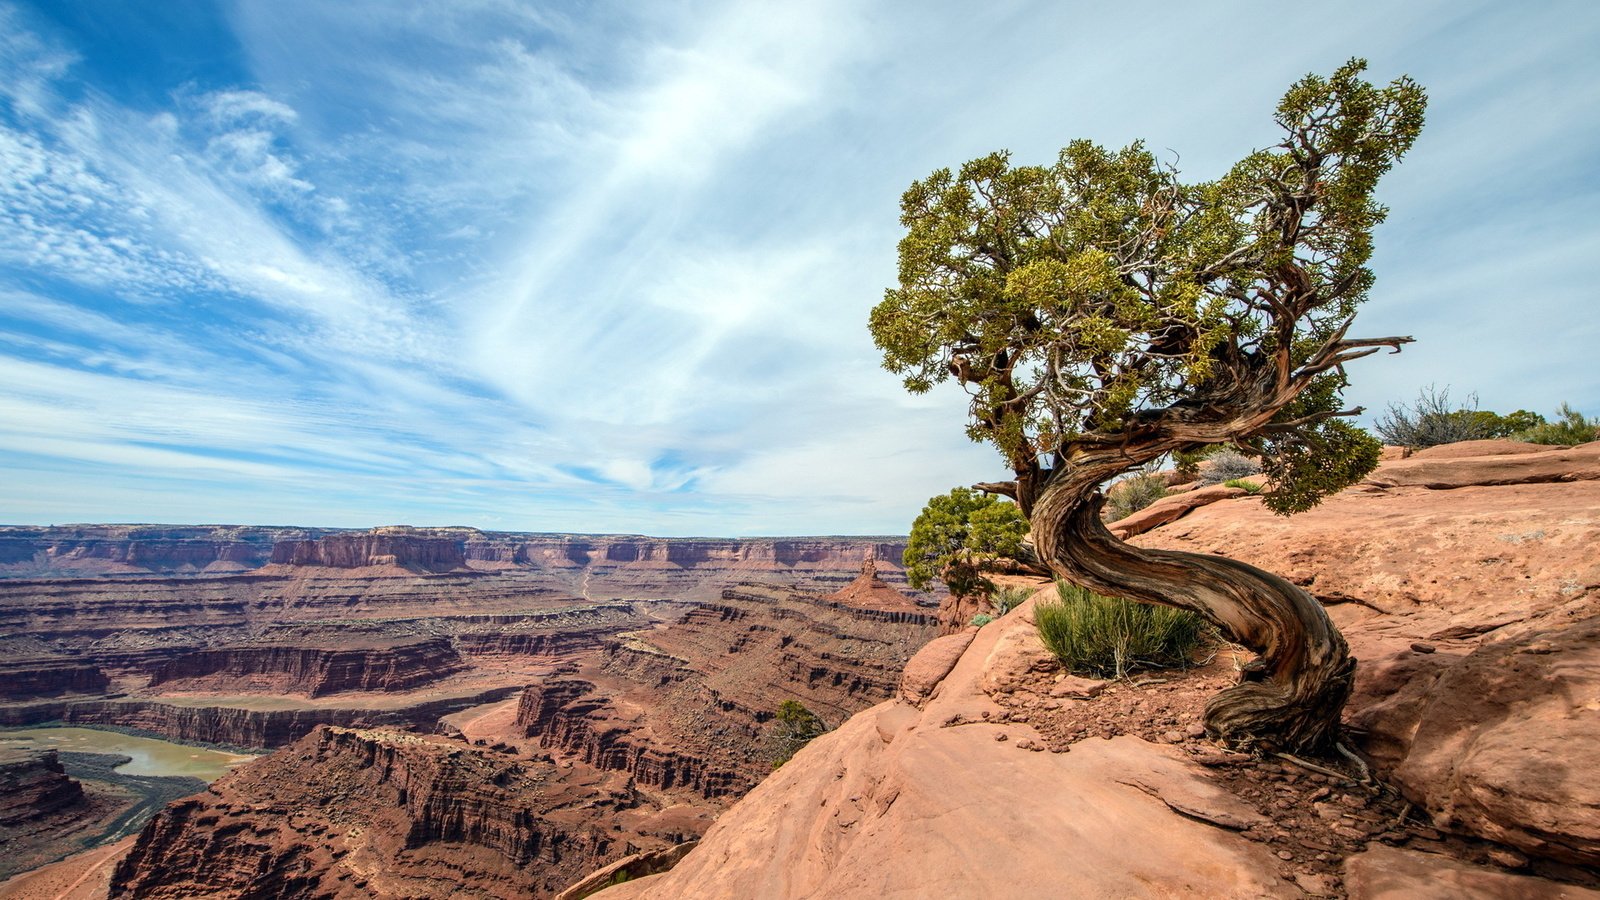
110, 726, 653, 900
0, 749, 85, 828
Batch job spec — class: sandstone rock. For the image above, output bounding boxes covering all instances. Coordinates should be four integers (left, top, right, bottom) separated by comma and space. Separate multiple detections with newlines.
609, 610, 1291, 899
147, 637, 468, 697
0, 658, 110, 701
270, 531, 468, 571
897, 631, 973, 707
1362, 442, 1600, 490
1387, 619, 1600, 865
1108, 484, 1248, 539
1343, 844, 1600, 898
0, 749, 84, 829
1131, 445, 1600, 871
978, 609, 1062, 698
1407, 439, 1554, 460
109, 727, 644, 899
822, 558, 920, 613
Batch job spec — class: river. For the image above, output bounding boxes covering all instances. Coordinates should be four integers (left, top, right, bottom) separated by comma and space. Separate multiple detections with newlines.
0, 726, 257, 781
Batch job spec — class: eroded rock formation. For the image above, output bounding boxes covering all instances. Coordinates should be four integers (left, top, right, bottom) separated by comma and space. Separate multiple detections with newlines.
109, 726, 664, 899
0, 749, 85, 828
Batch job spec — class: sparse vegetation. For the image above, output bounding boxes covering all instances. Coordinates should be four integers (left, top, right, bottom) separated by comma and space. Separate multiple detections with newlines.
969, 613, 994, 628
767, 700, 827, 768
1105, 473, 1169, 521
904, 487, 1029, 596
1223, 478, 1264, 494
1517, 403, 1600, 446
1196, 450, 1262, 486
1035, 582, 1209, 680
1375, 387, 1597, 449
991, 585, 1033, 616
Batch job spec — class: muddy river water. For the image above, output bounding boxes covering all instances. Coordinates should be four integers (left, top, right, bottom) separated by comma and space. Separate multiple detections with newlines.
0, 726, 257, 781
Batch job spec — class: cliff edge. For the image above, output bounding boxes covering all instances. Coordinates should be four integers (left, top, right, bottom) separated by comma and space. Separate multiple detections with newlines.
585, 442, 1600, 899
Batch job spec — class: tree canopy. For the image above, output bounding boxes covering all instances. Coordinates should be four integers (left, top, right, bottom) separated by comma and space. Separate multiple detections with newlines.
871, 59, 1426, 517
871, 60, 1426, 753
903, 486, 1028, 595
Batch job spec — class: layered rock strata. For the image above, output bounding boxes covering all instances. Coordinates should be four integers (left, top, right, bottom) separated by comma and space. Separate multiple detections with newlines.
147, 637, 468, 697
515, 582, 937, 799
269, 531, 468, 572
0, 749, 86, 828
0, 658, 110, 699
110, 726, 668, 899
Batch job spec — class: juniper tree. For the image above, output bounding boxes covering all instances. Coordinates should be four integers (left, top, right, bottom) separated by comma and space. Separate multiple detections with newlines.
870, 60, 1426, 752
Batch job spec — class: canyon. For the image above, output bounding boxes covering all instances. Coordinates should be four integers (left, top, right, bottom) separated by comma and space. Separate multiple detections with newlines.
0, 526, 933, 896
6, 441, 1599, 898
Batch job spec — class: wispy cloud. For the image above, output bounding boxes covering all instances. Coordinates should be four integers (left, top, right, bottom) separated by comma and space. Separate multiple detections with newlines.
1, 0, 1597, 534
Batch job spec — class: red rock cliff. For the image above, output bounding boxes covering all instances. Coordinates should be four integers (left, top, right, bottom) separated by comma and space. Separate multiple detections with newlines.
269, 532, 467, 571
109, 726, 660, 899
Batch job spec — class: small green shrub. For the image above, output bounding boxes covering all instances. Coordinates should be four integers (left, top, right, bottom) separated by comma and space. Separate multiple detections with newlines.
1106, 473, 1169, 521
1035, 582, 1208, 679
904, 487, 1029, 595
1516, 403, 1600, 445
768, 700, 827, 768
991, 585, 1032, 616
969, 613, 995, 627
1222, 478, 1263, 494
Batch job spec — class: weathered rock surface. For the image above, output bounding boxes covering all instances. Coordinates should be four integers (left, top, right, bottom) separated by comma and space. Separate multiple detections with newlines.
1131, 440, 1600, 870
269, 530, 469, 571
109, 726, 668, 899
0, 657, 110, 699
0, 749, 85, 828
0, 688, 522, 748
601, 603, 1290, 899
1382, 619, 1600, 865
1108, 483, 1248, 538
1343, 845, 1600, 899
515, 583, 938, 799
820, 558, 921, 613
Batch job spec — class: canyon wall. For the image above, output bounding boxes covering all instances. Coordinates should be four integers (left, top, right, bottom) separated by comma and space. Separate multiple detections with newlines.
269, 532, 468, 572
147, 637, 468, 697
513, 581, 938, 800
110, 726, 648, 899
0, 749, 85, 828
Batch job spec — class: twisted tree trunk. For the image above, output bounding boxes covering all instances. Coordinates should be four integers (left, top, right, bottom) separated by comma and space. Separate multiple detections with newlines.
1029, 452, 1354, 753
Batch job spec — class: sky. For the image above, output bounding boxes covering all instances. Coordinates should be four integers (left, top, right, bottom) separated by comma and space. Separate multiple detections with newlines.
1, 1, 1596, 536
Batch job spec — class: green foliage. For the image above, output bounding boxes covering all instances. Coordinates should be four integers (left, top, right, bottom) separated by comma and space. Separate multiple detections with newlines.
1222, 478, 1264, 495
869, 60, 1426, 516
1105, 473, 1169, 521
1376, 388, 1597, 449
1517, 403, 1600, 445
969, 613, 995, 628
991, 584, 1033, 615
904, 487, 1029, 594
1035, 582, 1209, 679
768, 700, 827, 768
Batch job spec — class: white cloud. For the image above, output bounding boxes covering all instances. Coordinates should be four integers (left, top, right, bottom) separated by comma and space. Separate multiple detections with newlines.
1, 0, 1598, 534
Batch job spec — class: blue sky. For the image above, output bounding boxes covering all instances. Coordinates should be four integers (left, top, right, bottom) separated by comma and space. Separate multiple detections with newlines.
1, 1, 1596, 535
